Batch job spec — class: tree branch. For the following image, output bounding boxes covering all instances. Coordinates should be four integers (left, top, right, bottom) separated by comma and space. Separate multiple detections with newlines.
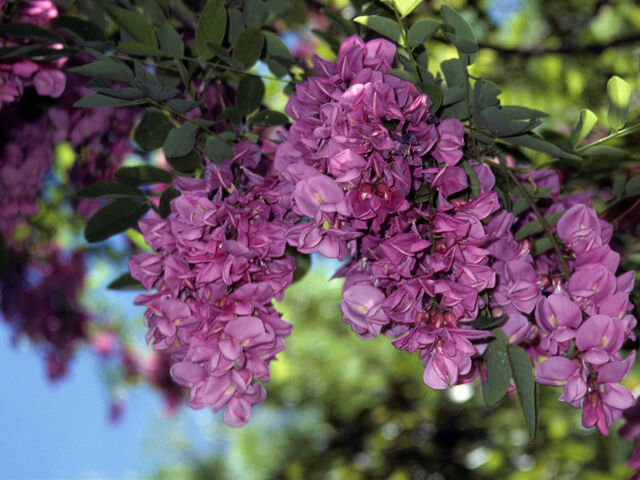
478, 34, 640, 57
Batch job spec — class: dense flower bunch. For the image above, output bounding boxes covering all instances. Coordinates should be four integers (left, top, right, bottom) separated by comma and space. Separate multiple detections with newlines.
508, 171, 636, 435
479, 166, 637, 435
130, 140, 299, 426
0, 247, 89, 378
129, 35, 639, 436
276, 35, 499, 390
0, 1, 65, 108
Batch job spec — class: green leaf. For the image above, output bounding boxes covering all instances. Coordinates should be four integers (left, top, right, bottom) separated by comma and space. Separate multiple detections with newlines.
613, 175, 626, 199
263, 30, 294, 63
116, 42, 165, 56
579, 144, 628, 156
0, 45, 40, 60
483, 329, 511, 407
163, 122, 199, 158
196, 0, 227, 59
205, 135, 234, 163
159, 187, 181, 218
76, 182, 146, 199
69, 60, 134, 82
388, 69, 416, 82
166, 98, 199, 114
219, 107, 243, 125
73, 94, 146, 108
85, 199, 150, 243
228, 9, 245, 44
505, 134, 582, 161
0, 23, 64, 44
108, 273, 145, 290
514, 211, 565, 241
625, 175, 640, 196
462, 161, 481, 197
55, 16, 105, 42
441, 58, 466, 88
407, 19, 440, 48
250, 110, 289, 126
88, 87, 147, 100
243, 0, 269, 28
480, 106, 538, 137
607, 76, 631, 131
323, 9, 357, 36
471, 314, 506, 330
115, 166, 172, 186
134, 111, 174, 151
440, 5, 477, 53
570, 109, 598, 148
106, 5, 157, 47
500, 105, 548, 120
443, 86, 466, 106
531, 236, 553, 255
207, 42, 244, 69
393, 0, 422, 18
507, 344, 537, 439
236, 76, 265, 116
418, 82, 443, 111
232, 28, 264, 69
265, 0, 294, 24
167, 150, 202, 172
354, 15, 402, 43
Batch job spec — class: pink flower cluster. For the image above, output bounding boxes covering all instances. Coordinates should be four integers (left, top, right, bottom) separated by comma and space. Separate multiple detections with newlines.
0, 248, 89, 378
130, 35, 637, 433
482, 166, 637, 435
276, 35, 497, 390
0, 1, 65, 108
130, 141, 298, 426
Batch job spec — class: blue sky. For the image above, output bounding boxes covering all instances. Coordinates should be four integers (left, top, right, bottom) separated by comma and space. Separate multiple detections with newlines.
0, 321, 230, 479
0, 326, 159, 479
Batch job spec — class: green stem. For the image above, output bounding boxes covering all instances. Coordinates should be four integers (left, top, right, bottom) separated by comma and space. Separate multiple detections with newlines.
505, 168, 570, 281
391, 6, 423, 81
463, 63, 479, 161
575, 121, 640, 152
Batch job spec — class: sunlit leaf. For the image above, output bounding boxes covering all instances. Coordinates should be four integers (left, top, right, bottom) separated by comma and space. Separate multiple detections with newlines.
354, 15, 402, 43
570, 109, 598, 148
607, 76, 631, 131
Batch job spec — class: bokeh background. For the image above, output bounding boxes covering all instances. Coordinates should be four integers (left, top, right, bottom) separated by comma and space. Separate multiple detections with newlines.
2, 0, 640, 478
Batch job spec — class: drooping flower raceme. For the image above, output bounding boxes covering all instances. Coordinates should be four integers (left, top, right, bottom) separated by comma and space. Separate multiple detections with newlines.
275, 34, 499, 390
130, 141, 300, 426
482, 165, 637, 436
